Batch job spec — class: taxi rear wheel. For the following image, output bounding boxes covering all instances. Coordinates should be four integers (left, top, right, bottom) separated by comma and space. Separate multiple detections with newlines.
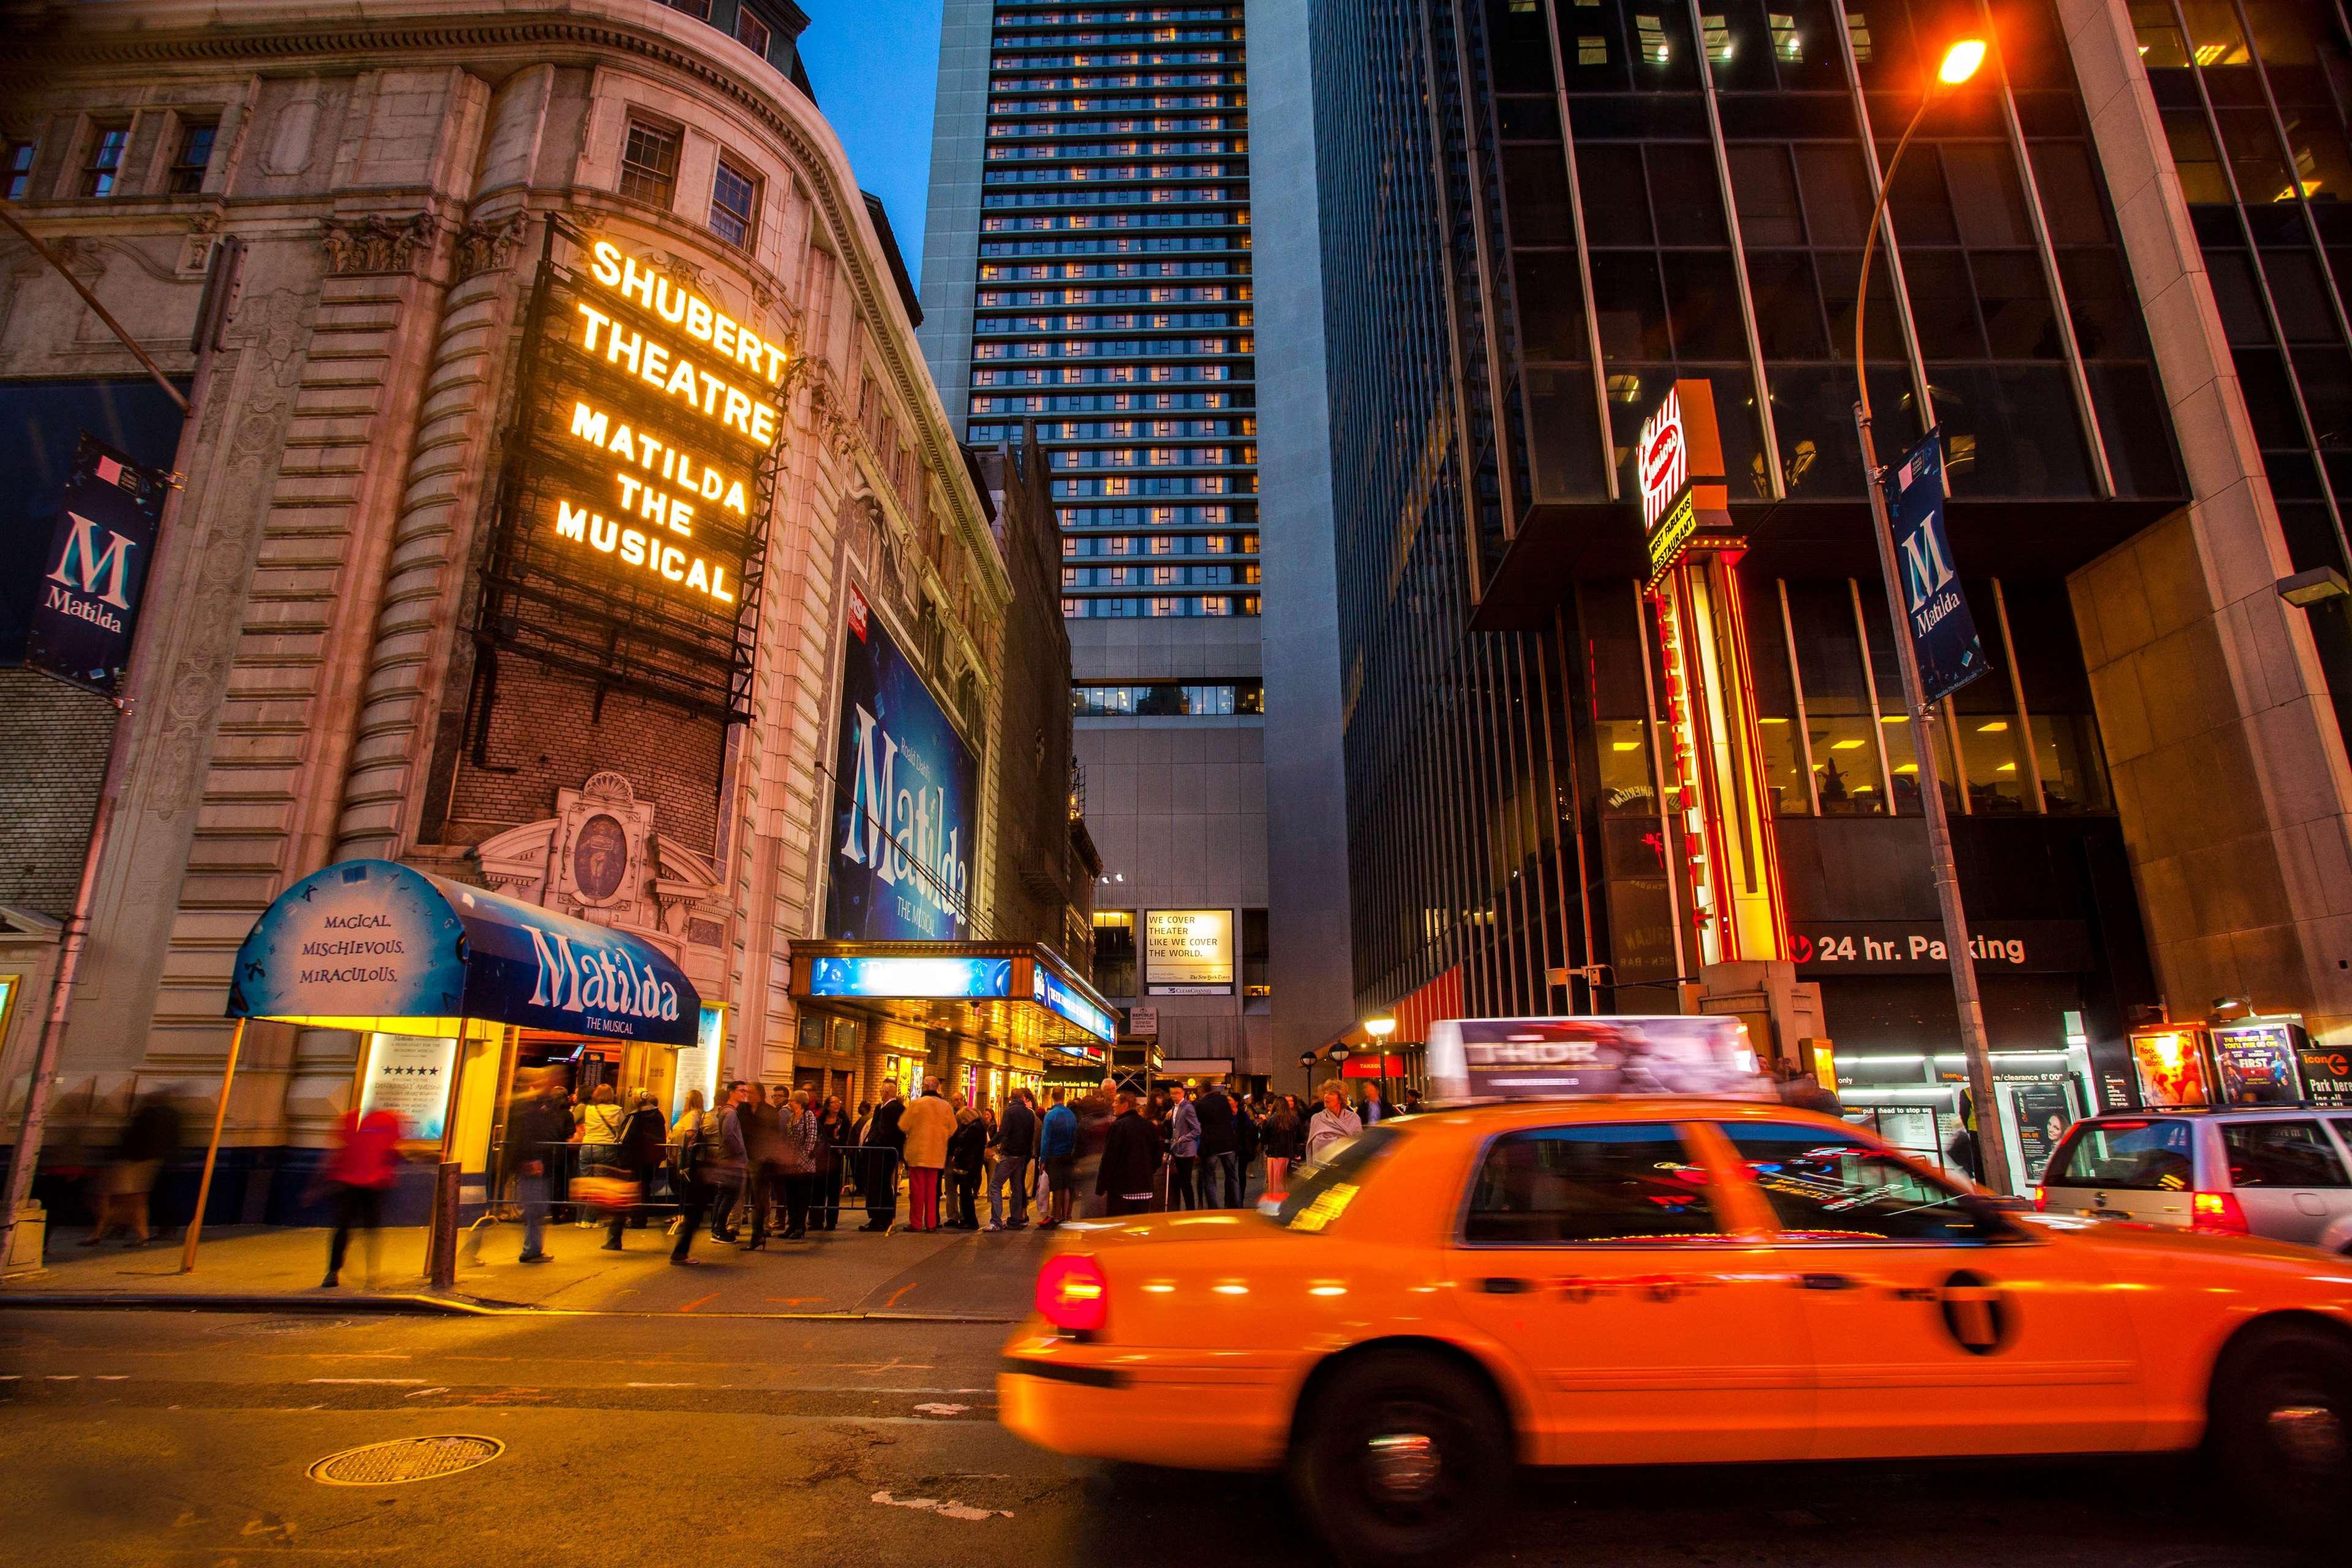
1290, 1349, 1511, 1567
2210, 1323, 2352, 1542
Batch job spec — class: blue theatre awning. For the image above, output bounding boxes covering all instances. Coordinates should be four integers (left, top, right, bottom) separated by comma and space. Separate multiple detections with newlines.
227, 858, 700, 1046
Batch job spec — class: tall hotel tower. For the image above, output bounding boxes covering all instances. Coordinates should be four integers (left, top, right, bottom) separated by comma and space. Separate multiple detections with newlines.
922, 1, 1352, 1079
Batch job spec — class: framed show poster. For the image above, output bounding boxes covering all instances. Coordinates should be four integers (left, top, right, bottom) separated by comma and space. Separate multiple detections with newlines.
356, 1031, 459, 1143
2129, 1026, 2214, 1108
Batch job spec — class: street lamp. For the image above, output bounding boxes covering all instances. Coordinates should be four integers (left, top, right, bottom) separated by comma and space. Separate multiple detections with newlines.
1364, 1016, 1396, 1042
1850, 35, 2016, 1194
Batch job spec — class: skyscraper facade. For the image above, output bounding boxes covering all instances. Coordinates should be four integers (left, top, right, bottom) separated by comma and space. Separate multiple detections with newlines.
1284, 0, 2352, 1165
923, 0, 1355, 1077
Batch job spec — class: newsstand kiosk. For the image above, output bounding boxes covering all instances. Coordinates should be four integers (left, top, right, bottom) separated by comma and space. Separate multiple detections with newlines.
183, 858, 701, 1273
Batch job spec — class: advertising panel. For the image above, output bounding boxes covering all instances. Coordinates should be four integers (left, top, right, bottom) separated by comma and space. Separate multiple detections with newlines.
356, 1031, 459, 1144
1033, 965, 1117, 1044
1425, 1015, 1768, 1101
807, 956, 1010, 999
2010, 1081, 2074, 1182
2297, 1042, 2352, 1106
824, 589, 980, 942
26, 434, 168, 695
1888, 429, 1987, 704
1144, 908, 1234, 993
2130, 1027, 2214, 1108
2213, 1020, 2308, 1104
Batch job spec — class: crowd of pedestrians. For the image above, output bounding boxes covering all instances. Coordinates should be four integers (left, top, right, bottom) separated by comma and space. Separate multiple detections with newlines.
455, 1069, 1412, 1268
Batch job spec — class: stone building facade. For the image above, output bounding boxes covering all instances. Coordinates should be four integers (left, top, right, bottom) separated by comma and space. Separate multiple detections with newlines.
0, 0, 1031, 1197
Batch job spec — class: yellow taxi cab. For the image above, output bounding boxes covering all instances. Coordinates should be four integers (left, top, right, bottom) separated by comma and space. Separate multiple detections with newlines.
1001, 1087, 2352, 1565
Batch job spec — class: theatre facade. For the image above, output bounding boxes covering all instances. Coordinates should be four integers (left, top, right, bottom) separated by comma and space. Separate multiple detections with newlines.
0, 0, 1108, 1215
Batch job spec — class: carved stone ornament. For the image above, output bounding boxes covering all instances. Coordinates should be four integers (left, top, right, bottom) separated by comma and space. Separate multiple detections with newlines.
320, 211, 437, 277
178, 211, 222, 277
454, 213, 529, 282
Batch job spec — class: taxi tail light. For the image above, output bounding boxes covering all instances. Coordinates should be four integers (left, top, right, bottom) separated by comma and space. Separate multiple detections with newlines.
2192, 1190, 2250, 1235
1038, 1253, 1109, 1333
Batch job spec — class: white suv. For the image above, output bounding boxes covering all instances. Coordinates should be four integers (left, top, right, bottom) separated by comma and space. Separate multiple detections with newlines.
2037, 1107, 2352, 1253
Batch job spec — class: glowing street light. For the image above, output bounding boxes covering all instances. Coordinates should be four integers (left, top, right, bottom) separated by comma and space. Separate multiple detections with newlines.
1938, 37, 1987, 85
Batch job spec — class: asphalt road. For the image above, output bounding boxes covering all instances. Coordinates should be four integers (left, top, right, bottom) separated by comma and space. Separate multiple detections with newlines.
0, 1307, 2321, 1568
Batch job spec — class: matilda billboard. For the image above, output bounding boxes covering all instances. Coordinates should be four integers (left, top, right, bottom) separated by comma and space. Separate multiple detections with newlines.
825, 589, 979, 942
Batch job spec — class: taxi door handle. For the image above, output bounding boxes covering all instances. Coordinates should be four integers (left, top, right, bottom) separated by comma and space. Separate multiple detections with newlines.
1477, 1276, 1534, 1295
1796, 1272, 1861, 1292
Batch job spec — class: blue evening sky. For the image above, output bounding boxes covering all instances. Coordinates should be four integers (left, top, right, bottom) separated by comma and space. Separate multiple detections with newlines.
797, 0, 946, 276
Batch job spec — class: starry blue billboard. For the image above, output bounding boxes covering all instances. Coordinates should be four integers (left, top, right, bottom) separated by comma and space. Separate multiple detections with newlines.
825, 587, 978, 942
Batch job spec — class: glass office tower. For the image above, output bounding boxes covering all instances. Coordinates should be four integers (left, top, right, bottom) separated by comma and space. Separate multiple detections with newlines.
2126, 1, 2352, 742
923, 1, 1294, 1078
1303, 0, 2222, 1160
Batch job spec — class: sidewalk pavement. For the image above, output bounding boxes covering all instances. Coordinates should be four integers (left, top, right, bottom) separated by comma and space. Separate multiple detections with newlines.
0, 1213, 1057, 1321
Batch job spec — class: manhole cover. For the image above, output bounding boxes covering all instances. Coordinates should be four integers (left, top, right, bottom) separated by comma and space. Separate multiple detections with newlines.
307, 1436, 503, 1486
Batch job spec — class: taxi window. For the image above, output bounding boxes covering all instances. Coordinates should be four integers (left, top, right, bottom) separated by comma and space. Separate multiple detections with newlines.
2045, 1118, 2193, 1191
1721, 1123, 2015, 1244
1274, 1124, 1401, 1232
1461, 1123, 1722, 1245
2223, 1120, 2351, 1188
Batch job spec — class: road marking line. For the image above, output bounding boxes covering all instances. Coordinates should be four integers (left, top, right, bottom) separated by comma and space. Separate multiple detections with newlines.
46, 1374, 79, 1381
677, 1292, 720, 1314
94, 1374, 128, 1381
872, 1490, 1010, 1522
883, 1284, 918, 1308
307, 1378, 428, 1385
627, 1381, 694, 1388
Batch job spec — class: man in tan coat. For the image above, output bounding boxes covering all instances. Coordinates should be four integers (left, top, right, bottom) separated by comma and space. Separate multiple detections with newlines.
896, 1077, 957, 1233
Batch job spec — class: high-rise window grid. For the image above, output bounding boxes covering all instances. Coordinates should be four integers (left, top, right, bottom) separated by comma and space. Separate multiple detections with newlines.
2130, 0, 2352, 766
970, 2, 1258, 620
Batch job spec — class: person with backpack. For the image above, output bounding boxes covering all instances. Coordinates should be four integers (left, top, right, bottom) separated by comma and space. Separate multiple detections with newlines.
946, 1096, 987, 1230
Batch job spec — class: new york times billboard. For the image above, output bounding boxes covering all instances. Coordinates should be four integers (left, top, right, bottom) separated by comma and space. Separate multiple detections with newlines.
824, 587, 979, 941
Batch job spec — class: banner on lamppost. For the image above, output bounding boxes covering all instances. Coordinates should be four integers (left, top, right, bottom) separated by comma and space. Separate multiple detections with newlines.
1888, 428, 1986, 704
25, 433, 168, 696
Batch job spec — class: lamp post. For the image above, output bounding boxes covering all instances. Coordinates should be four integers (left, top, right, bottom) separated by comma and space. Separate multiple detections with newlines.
1850, 36, 2015, 1194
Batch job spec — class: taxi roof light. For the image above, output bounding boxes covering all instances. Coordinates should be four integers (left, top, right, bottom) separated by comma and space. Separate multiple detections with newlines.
1038, 1253, 1110, 1333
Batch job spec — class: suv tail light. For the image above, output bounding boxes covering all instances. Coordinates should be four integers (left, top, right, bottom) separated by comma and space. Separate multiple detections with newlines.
2192, 1190, 2250, 1236
2030, 1185, 2046, 1212
1037, 1253, 1109, 1333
